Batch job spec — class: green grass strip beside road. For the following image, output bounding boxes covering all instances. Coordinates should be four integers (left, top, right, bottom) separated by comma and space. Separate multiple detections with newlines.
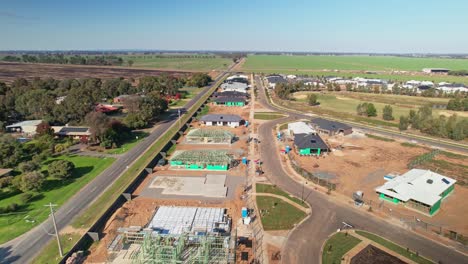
256, 183, 308, 208
322, 232, 361, 264
34, 74, 228, 262
355, 230, 434, 264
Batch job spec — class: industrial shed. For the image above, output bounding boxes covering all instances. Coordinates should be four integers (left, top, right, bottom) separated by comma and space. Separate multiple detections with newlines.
376, 169, 456, 215
293, 133, 329, 155
310, 118, 352, 136
185, 128, 235, 144
169, 150, 233, 171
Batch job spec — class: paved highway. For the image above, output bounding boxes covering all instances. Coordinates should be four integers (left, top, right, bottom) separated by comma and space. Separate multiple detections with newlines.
0, 66, 235, 264
255, 76, 468, 264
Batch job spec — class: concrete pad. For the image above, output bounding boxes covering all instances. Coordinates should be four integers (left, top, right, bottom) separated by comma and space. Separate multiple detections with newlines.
205, 174, 227, 185
148, 175, 227, 198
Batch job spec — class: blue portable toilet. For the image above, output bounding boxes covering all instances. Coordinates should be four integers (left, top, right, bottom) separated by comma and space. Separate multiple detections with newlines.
242, 157, 248, 164
285, 146, 291, 153
277, 132, 282, 139
241, 207, 248, 218
245, 121, 249, 127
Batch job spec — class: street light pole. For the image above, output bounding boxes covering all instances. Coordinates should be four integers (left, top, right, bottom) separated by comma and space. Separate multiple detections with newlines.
45, 203, 63, 257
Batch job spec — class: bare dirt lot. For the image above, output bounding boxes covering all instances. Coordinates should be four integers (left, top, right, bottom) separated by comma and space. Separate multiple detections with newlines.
0, 62, 189, 83
283, 132, 468, 233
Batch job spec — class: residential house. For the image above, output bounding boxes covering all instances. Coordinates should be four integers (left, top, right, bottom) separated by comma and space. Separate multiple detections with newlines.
293, 133, 329, 155
200, 114, 243, 128
52, 126, 91, 143
310, 118, 352, 136
213, 97, 246, 107
376, 169, 456, 215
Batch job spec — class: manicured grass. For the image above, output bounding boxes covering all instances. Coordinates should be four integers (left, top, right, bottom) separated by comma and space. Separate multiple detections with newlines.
0, 155, 115, 244
244, 55, 468, 72
355, 230, 434, 264
123, 55, 231, 71
106, 131, 149, 154
401, 142, 420, 148
254, 112, 286, 120
365, 134, 395, 142
322, 232, 361, 264
31, 233, 83, 264
256, 183, 308, 207
256, 196, 307, 230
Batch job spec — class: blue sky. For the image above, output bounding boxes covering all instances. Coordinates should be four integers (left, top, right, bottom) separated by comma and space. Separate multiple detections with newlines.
1, 0, 468, 52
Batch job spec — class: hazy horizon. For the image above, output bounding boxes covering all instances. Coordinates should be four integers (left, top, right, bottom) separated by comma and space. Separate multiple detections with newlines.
2, 0, 468, 53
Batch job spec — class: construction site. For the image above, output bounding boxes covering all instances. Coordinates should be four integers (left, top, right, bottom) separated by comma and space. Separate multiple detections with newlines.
276, 122, 468, 234
85, 75, 255, 263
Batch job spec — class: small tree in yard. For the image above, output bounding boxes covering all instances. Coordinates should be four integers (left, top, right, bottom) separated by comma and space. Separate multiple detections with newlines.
399, 116, 409, 131
18, 161, 40, 173
14, 171, 45, 192
48, 160, 75, 179
307, 94, 318, 106
383, 105, 394, 120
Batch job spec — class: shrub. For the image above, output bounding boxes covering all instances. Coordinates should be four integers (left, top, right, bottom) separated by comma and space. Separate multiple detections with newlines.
48, 160, 75, 179
0, 176, 13, 188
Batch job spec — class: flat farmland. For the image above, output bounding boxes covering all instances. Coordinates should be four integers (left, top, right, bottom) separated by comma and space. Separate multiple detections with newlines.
0, 62, 189, 83
123, 55, 232, 71
243, 55, 468, 71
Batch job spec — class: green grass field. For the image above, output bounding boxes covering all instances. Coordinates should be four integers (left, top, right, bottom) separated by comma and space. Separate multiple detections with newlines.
292, 92, 466, 121
322, 232, 362, 264
256, 183, 308, 207
0, 155, 115, 244
123, 55, 231, 71
355, 231, 434, 264
243, 55, 468, 71
256, 196, 307, 230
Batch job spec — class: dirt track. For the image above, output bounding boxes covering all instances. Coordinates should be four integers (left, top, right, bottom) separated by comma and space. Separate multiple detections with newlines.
0, 62, 190, 83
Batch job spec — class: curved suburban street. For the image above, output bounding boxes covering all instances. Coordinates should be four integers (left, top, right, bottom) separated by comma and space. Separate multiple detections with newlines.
255, 75, 468, 264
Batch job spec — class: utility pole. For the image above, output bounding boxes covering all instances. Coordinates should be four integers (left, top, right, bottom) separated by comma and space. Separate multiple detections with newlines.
45, 203, 63, 257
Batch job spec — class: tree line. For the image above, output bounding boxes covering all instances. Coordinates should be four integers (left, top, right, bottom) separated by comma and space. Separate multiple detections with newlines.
2, 54, 125, 66
0, 73, 212, 129
398, 106, 468, 140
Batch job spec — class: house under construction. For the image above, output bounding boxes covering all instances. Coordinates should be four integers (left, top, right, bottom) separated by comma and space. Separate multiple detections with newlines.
170, 150, 233, 171
185, 129, 235, 144
108, 206, 235, 263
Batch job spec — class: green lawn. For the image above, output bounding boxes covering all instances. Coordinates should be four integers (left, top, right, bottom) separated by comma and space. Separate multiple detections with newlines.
106, 131, 149, 154
355, 230, 434, 264
254, 112, 286, 120
123, 55, 231, 71
243, 55, 468, 71
256, 183, 308, 207
292, 92, 466, 121
0, 155, 115, 244
322, 232, 362, 264
256, 196, 307, 230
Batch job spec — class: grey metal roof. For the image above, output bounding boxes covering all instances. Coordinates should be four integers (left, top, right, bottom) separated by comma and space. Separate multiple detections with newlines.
266, 76, 286, 84
311, 118, 351, 132
200, 114, 242, 122
59, 127, 90, 133
294, 134, 329, 150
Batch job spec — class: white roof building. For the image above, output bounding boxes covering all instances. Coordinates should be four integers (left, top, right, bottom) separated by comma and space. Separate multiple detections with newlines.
6, 120, 43, 136
375, 169, 456, 207
287, 121, 316, 136
221, 82, 248, 93
226, 74, 248, 81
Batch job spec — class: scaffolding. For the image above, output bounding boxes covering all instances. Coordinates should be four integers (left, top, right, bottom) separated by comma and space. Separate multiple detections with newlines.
170, 150, 233, 170
186, 129, 235, 144
132, 232, 235, 264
